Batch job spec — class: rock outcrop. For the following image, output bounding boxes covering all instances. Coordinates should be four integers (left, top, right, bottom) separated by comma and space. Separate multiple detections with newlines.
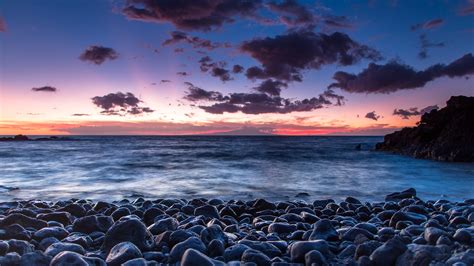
376, 96, 474, 162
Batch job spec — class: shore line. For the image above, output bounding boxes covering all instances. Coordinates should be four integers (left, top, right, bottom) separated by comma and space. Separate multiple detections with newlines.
0, 188, 473, 265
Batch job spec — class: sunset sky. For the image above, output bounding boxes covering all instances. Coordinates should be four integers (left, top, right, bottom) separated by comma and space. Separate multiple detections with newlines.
0, 0, 473, 135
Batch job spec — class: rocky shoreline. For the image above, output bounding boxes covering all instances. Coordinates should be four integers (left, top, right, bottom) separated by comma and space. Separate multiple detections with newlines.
376, 96, 474, 162
0, 188, 472, 265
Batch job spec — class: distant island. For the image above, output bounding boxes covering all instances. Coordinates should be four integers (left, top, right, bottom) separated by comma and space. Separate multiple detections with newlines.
0, 135, 73, 142
376, 96, 474, 162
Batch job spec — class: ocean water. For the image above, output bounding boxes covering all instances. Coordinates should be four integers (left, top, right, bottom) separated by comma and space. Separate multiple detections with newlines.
0, 136, 473, 202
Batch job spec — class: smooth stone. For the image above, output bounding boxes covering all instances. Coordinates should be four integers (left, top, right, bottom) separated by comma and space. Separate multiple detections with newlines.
50, 251, 88, 266
182, 248, 225, 266
168, 236, 206, 263
111, 208, 131, 222
208, 239, 225, 258
121, 258, 149, 266
0, 224, 31, 240
169, 229, 197, 247
7, 239, 34, 255
72, 215, 113, 234
0, 252, 21, 265
268, 223, 297, 235
370, 236, 407, 266
424, 227, 448, 245
241, 249, 271, 266
201, 224, 227, 245
62, 233, 93, 249
33, 226, 69, 240
37, 212, 73, 226
238, 240, 282, 258
309, 219, 338, 241
453, 228, 472, 244
0, 213, 48, 229
19, 251, 51, 266
290, 240, 331, 263
223, 244, 251, 262
305, 250, 328, 266
45, 242, 86, 258
389, 211, 427, 227
143, 208, 165, 226
106, 242, 142, 266
0, 241, 9, 256
446, 249, 474, 265
148, 217, 178, 235
194, 205, 220, 219
395, 244, 448, 266
101, 218, 154, 253
341, 228, 374, 241
355, 240, 382, 260
385, 188, 416, 202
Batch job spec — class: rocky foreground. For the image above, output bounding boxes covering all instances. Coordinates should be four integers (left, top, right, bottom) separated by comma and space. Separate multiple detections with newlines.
376, 96, 474, 162
0, 189, 472, 266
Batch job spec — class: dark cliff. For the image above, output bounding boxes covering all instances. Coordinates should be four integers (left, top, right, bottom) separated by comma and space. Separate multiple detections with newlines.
376, 96, 474, 162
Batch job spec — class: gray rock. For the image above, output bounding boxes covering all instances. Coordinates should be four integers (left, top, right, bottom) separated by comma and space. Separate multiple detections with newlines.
72, 215, 113, 234
147, 217, 178, 235
182, 248, 225, 266
290, 240, 331, 263
101, 218, 153, 253
50, 251, 88, 266
305, 250, 328, 266
33, 226, 69, 240
370, 236, 407, 266
241, 249, 271, 266
424, 227, 448, 245
106, 242, 142, 266
223, 244, 250, 262
309, 219, 338, 241
169, 236, 206, 263
19, 251, 51, 266
45, 242, 86, 258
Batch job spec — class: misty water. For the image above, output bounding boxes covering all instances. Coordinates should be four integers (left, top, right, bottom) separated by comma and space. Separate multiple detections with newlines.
0, 136, 473, 202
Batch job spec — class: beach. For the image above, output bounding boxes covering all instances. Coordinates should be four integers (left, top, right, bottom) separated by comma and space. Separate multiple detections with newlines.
0, 188, 473, 265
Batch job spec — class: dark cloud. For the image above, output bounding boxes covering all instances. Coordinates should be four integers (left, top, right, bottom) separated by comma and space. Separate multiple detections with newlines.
91, 92, 154, 116
177, 71, 188, 76
174, 48, 184, 53
241, 30, 381, 82
267, 0, 315, 27
393, 105, 439, 119
411, 18, 444, 31
183, 82, 344, 115
32, 86, 57, 92
365, 111, 380, 121
253, 79, 287, 96
122, 0, 263, 31
183, 82, 227, 102
79, 46, 119, 65
198, 56, 233, 82
163, 31, 230, 50
161, 79, 171, 83
418, 33, 444, 59
72, 113, 90, 117
458, 1, 474, 16
0, 17, 6, 32
329, 53, 474, 94
322, 15, 353, 29
232, 64, 244, 73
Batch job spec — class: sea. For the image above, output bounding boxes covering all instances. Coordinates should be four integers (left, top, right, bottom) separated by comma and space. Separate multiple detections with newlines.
0, 136, 473, 202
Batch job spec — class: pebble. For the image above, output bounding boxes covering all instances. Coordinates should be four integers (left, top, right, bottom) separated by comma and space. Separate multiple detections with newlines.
0, 189, 471, 265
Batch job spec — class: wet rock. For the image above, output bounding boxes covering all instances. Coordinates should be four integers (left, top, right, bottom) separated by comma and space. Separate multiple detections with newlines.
389, 211, 427, 227
44, 242, 85, 258
453, 228, 472, 244
385, 188, 417, 202
50, 251, 89, 266
201, 224, 227, 246
33, 226, 69, 241
424, 227, 448, 245
194, 205, 220, 219
148, 217, 178, 235
395, 244, 448, 266
290, 240, 331, 263
182, 248, 224, 266
0, 241, 8, 256
7, 239, 34, 255
305, 250, 328, 266
37, 212, 73, 226
0, 252, 21, 265
19, 251, 51, 266
241, 249, 271, 266
102, 218, 153, 253
309, 219, 338, 241
169, 236, 206, 263
341, 228, 374, 241
106, 242, 142, 266
223, 243, 250, 262
0, 213, 48, 229
446, 249, 474, 265
72, 215, 113, 234
370, 236, 407, 266
268, 223, 297, 235
208, 239, 225, 258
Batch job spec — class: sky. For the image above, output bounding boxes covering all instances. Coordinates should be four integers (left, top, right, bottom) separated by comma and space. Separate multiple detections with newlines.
0, 0, 473, 135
